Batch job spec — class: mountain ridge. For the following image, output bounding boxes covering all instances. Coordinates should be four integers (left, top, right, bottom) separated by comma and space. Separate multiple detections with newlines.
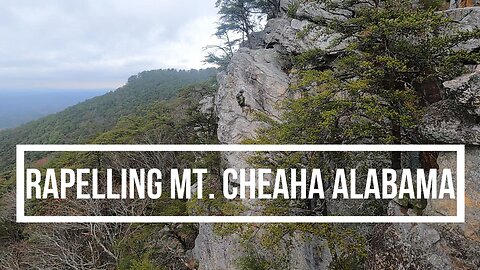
0, 68, 217, 173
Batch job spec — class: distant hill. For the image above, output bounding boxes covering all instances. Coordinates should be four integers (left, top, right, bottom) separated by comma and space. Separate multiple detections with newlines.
0, 68, 217, 172
0, 74, 219, 270
0, 90, 107, 129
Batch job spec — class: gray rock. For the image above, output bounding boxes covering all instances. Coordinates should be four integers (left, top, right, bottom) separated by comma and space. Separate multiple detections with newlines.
290, 18, 307, 30
295, 0, 351, 22
244, 31, 266, 50
196, 3, 480, 270
367, 223, 434, 269
420, 69, 480, 145
279, 0, 294, 17
427, 254, 455, 270
197, 46, 335, 270
444, 7, 480, 31
426, 148, 480, 243
193, 224, 243, 270
199, 96, 214, 115
409, 224, 440, 251
264, 18, 342, 54
419, 99, 480, 145
215, 48, 289, 174
288, 233, 332, 270
443, 7, 480, 52
216, 48, 289, 147
371, 217, 457, 269
372, 147, 480, 269
427, 147, 480, 268
443, 69, 480, 116
195, 48, 292, 269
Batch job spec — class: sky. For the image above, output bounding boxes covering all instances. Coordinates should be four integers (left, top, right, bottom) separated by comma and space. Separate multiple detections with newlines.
0, 0, 220, 91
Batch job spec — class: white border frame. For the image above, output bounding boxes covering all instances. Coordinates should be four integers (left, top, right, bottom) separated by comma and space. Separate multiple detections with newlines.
17, 144, 465, 223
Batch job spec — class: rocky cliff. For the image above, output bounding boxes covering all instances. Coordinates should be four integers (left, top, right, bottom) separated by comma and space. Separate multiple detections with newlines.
194, 1, 341, 269
194, 47, 292, 269
194, 1, 480, 269
370, 68, 480, 269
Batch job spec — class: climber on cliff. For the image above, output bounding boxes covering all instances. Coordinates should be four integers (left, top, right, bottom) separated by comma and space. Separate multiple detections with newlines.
236, 89, 251, 114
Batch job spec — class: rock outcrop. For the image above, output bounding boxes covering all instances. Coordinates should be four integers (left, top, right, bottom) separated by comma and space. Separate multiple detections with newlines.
195, 41, 335, 270
420, 69, 480, 145
378, 25, 480, 269
194, 1, 339, 268
216, 48, 289, 146
195, 3, 480, 270
263, 0, 348, 55
193, 224, 244, 270
370, 148, 480, 269
264, 17, 342, 54
420, 99, 480, 144
444, 70, 480, 117
194, 48, 293, 269
444, 7, 480, 51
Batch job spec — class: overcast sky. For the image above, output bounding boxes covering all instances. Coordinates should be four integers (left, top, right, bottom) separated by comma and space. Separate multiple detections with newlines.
0, 0, 220, 91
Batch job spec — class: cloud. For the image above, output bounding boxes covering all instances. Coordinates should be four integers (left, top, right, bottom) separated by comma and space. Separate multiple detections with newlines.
0, 0, 220, 90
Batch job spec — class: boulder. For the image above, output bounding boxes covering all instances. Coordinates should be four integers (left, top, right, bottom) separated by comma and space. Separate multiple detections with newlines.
370, 147, 480, 269
443, 7, 480, 52
425, 149, 480, 242
295, 0, 351, 22
420, 69, 480, 145
193, 224, 243, 270
443, 69, 480, 117
198, 96, 215, 115
264, 18, 343, 54
419, 99, 480, 145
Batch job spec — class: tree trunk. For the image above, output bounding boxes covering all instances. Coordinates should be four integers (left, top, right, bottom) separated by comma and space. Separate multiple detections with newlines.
391, 122, 401, 169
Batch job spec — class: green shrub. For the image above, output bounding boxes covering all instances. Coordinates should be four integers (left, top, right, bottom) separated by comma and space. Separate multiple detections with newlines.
238, 252, 270, 270
287, 1, 300, 18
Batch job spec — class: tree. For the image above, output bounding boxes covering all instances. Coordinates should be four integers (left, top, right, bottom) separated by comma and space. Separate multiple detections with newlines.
206, 0, 280, 67
243, 3, 480, 266
256, 0, 282, 18
255, 0, 480, 166
0, 80, 219, 270
204, 24, 236, 68
215, 0, 261, 44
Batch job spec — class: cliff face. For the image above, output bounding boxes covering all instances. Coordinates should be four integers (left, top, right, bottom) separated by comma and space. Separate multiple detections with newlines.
194, 48, 291, 270
194, 2, 480, 269
368, 7, 480, 269
369, 69, 480, 269
194, 1, 337, 269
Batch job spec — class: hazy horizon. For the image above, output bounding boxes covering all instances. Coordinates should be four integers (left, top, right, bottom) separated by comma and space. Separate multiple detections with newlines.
0, 89, 107, 129
0, 0, 221, 128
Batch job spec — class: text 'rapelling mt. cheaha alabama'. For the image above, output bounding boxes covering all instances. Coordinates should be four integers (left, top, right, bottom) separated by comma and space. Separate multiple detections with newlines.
26, 167, 455, 201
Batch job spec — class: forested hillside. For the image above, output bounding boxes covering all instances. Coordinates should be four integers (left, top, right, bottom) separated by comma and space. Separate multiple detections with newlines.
0, 78, 219, 269
0, 68, 216, 173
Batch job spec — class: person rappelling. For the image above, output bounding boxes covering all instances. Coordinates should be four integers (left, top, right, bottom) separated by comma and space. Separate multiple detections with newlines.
236, 89, 251, 114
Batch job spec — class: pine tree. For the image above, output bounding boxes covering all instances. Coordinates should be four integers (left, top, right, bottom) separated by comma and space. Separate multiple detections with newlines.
254, 0, 480, 164
205, 0, 280, 67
